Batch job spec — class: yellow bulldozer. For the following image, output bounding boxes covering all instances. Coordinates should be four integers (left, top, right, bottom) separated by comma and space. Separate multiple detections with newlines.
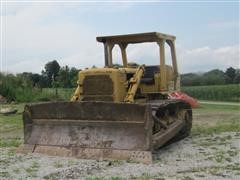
18, 32, 192, 163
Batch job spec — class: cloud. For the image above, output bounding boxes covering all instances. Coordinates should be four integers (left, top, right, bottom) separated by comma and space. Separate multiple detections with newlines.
1, 2, 136, 73
10, 58, 46, 74
60, 43, 239, 74
1, 3, 239, 74
2, 3, 99, 73
177, 44, 240, 73
60, 46, 104, 70
111, 43, 239, 73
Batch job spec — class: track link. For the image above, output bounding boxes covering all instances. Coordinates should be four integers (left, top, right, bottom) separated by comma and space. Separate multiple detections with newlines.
150, 99, 192, 149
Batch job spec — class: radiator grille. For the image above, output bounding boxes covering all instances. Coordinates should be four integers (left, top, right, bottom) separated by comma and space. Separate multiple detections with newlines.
83, 75, 113, 95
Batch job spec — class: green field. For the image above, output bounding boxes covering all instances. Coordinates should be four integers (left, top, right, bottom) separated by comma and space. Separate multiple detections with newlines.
182, 84, 240, 102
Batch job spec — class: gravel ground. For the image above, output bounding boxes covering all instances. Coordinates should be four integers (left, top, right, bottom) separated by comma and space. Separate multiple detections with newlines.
0, 132, 239, 180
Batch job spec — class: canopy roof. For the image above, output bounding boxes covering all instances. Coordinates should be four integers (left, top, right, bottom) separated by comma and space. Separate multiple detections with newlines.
96, 32, 176, 44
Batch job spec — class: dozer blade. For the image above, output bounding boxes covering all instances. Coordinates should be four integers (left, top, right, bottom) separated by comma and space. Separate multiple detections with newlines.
17, 101, 153, 163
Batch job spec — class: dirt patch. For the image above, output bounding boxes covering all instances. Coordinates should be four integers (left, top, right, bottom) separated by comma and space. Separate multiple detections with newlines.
0, 132, 239, 180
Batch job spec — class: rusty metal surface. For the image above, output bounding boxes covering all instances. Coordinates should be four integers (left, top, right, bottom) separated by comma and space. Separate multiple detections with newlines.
153, 120, 184, 149
23, 101, 153, 152
17, 144, 152, 164
96, 32, 176, 44
150, 99, 192, 149
19, 100, 193, 163
83, 75, 113, 95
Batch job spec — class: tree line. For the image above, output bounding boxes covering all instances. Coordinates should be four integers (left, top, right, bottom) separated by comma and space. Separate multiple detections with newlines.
0, 59, 239, 101
28, 60, 80, 88
181, 67, 240, 86
9, 60, 78, 89
0, 60, 79, 101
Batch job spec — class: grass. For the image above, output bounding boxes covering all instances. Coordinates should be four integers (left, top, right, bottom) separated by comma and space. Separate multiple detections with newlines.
85, 177, 104, 180
25, 161, 40, 177
191, 103, 240, 135
0, 138, 22, 147
182, 84, 240, 102
196, 134, 235, 149
16, 88, 74, 102
53, 161, 64, 168
1, 86, 75, 103
192, 122, 240, 136
129, 173, 165, 180
111, 177, 124, 180
0, 171, 10, 178
42, 88, 74, 101
178, 164, 240, 176
0, 104, 24, 147
67, 159, 79, 166
15, 88, 74, 102
194, 103, 240, 113
0, 104, 24, 133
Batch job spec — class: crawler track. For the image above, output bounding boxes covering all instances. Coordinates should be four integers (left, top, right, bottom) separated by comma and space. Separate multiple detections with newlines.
150, 99, 192, 149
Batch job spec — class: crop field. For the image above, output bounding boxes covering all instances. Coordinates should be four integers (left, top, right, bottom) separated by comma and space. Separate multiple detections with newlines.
182, 84, 240, 102
0, 102, 239, 179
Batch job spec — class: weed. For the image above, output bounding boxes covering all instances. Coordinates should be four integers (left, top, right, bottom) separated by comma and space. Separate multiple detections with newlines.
181, 176, 194, 180
53, 161, 64, 168
0, 138, 22, 147
67, 159, 78, 166
138, 173, 152, 180
111, 177, 124, 180
225, 157, 232, 162
227, 150, 239, 157
7, 148, 16, 156
13, 168, 20, 174
0, 171, 10, 178
85, 176, 104, 180
214, 151, 226, 163
191, 121, 240, 136
129, 173, 165, 180
226, 164, 240, 171
210, 146, 217, 150
209, 168, 221, 176
25, 161, 40, 177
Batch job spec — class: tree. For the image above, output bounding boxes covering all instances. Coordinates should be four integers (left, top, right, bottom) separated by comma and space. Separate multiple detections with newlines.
202, 69, 225, 85
181, 73, 202, 86
57, 66, 71, 88
57, 66, 79, 88
31, 73, 41, 87
225, 67, 236, 84
69, 67, 79, 87
17, 72, 34, 88
38, 75, 51, 89
44, 60, 60, 81
43, 60, 60, 87
233, 69, 240, 84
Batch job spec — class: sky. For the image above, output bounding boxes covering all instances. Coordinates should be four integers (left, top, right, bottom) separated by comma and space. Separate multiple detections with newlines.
0, 1, 239, 74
